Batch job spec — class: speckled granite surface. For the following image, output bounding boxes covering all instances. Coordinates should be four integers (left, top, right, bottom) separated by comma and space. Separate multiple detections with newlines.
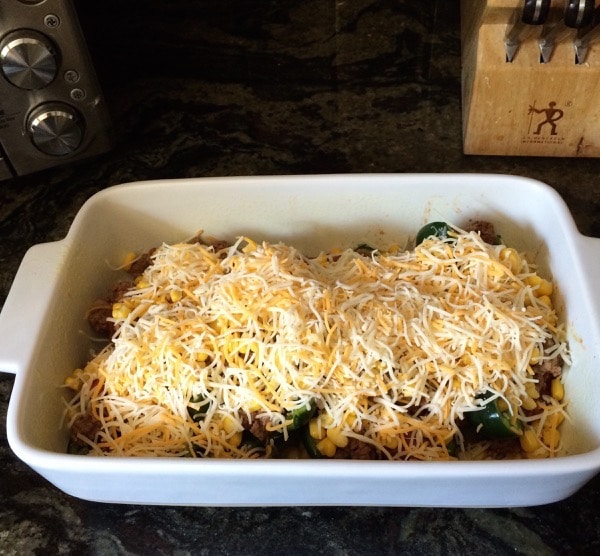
1, 1, 600, 554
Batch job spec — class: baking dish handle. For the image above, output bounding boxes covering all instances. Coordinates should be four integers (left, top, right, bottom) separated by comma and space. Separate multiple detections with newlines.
0, 241, 65, 376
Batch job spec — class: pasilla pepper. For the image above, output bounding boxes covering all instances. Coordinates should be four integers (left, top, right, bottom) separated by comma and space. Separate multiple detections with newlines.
416, 221, 454, 245
286, 399, 317, 431
469, 392, 523, 438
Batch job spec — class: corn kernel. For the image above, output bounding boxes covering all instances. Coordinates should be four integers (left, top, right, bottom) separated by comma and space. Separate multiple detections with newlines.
488, 261, 506, 278
222, 416, 238, 435
537, 295, 552, 308
168, 289, 183, 303
309, 417, 326, 440
112, 302, 131, 319
316, 437, 337, 457
497, 398, 509, 413
525, 275, 542, 288
500, 247, 522, 272
381, 433, 399, 449
525, 448, 548, 460
344, 412, 358, 430
537, 279, 553, 297
135, 276, 149, 289
229, 431, 243, 448
551, 378, 564, 401
532, 417, 562, 452
520, 428, 541, 453
546, 412, 563, 429
521, 397, 537, 411
242, 237, 257, 253
64, 376, 79, 390
542, 425, 560, 451
214, 316, 229, 333
247, 399, 262, 412
122, 252, 137, 271
238, 340, 259, 355
526, 275, 553, 297
326, 426, 349, 448
525, 382, 540, 400
64, 369, 83, 390
529, 348, 541, 365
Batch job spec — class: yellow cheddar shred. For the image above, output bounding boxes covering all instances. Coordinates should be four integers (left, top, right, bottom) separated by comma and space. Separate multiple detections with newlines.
64, 229, 570, 460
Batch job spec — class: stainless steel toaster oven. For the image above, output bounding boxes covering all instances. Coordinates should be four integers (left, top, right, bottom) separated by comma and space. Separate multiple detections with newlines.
0, 0, 111, 180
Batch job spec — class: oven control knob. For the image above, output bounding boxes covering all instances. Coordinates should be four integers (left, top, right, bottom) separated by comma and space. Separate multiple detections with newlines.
0, 31, 58, 90
27, 103, 84, 156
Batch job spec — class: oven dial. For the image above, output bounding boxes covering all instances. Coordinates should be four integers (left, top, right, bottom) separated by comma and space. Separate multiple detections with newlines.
27, 103, 84, 156
0, 30, 58, 90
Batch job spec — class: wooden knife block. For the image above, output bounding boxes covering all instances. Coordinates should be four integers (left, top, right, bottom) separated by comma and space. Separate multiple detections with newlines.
461, 0, 600, 157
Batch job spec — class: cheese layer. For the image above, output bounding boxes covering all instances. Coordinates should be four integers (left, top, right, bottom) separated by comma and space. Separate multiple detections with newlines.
66, 230, 570, 460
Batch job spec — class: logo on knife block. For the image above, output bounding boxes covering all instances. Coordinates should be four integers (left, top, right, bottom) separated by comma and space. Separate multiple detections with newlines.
522, 101, 566, 145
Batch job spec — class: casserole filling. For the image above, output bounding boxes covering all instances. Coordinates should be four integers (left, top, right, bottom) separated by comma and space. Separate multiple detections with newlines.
64, 223, 570, 460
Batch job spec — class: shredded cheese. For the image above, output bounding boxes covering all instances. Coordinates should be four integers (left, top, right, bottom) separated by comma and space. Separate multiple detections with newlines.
65, 228, 570, 460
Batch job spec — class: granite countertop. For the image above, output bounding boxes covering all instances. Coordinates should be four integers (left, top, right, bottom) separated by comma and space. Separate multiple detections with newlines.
1, 1, 600, 554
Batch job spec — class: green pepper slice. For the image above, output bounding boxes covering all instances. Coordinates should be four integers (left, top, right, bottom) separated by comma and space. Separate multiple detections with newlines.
446, 437, 458, 457
416, 221, 454, 245
468, 392, 523, 438
286, 399, 317, 431
67, 439, 90, 455
187, 394, 211, 422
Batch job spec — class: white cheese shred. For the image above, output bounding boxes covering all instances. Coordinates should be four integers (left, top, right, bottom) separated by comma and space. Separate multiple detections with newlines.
65, 229, 570, 460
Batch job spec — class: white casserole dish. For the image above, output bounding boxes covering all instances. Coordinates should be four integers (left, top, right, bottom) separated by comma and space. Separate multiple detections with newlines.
1, 173, 600, 507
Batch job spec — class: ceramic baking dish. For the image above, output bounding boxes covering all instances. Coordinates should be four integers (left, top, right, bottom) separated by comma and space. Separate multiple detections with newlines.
1, 174, 600, 507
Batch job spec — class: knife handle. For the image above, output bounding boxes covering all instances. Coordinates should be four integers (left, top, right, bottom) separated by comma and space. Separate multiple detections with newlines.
574, 5, 600, 61
564, 0, 595, 29
522, 0, 551, 26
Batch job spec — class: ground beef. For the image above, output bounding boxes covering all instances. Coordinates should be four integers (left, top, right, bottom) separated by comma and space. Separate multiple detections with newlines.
465, 219, 498, 244
86, 301, 114, 336
188, 235, 232, 256
540, 357, 563, 378
86, 279, 134, 337
127, 248, 155, 276
86, 237, 233, 338
204, 238, 232, 253
482, 438, 523, 460
355, 244, 376, 257
70, 413, 101, 446
534, 355, 563, 396
334, 438, 379, 460
240, 412, 271, 443
108, 280, 134, 302
528, 337, 563, 396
